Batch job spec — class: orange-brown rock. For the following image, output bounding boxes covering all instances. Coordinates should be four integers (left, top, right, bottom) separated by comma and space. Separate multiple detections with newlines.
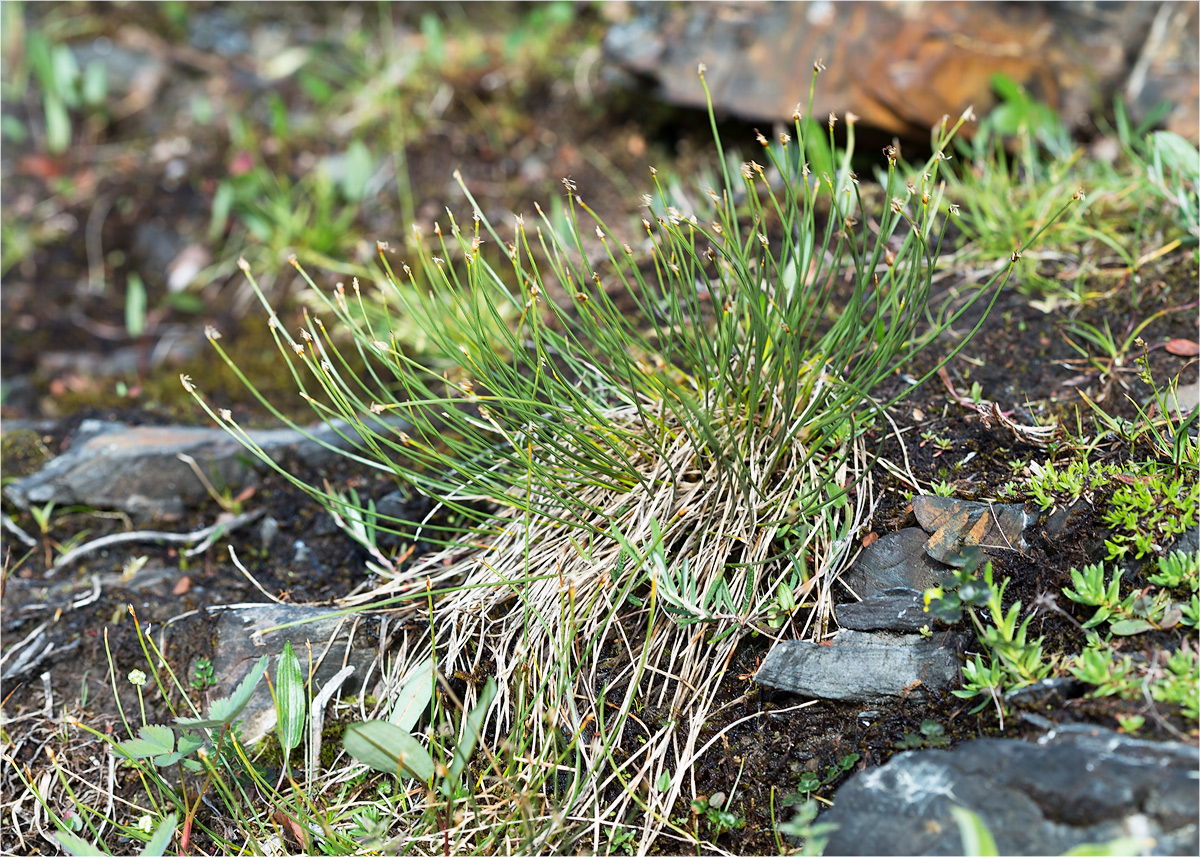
604, 1, 1198, 141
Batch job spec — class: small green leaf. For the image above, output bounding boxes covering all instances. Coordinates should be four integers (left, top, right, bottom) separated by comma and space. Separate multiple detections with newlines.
1062, 836, 1154, 856
1108, 618, 1155, 636
655, 769, 671, 792
343, 721, 435, 781
81, 59, 107, 107
44, 92, 70, 155
54, 829, 101, 856
341, 140, 373, 202
140, 813, 178, 857
177, 654, 268, 728
116, 724, 174, 760
950, 805, 999, 857
387, 657, 433, 731
275, 641, 306, 756
125, 273, 147, 337
209, 181, 234, 241
448, 676, 496, 784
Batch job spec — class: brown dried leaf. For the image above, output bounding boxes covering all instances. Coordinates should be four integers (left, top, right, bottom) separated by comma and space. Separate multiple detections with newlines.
1165, 338, 1199, 357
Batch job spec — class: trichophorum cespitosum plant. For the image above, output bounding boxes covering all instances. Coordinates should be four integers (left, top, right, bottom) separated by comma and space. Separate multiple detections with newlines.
183, 64, 1077, 850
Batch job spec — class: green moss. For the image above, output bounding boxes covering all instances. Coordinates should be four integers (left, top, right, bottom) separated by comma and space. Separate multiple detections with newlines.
0, 428, 52, 479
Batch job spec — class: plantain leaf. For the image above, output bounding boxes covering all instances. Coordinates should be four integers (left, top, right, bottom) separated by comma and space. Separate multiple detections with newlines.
275, 641, 306, 756
343, 721, 434, 781
387, 657, 434, 732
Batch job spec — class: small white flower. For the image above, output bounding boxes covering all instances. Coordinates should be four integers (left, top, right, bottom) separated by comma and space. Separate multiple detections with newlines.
136, 815, 154, 834
128, 669, 147, 687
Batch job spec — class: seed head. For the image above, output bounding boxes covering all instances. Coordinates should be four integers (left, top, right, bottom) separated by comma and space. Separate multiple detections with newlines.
237, 257, 250, 273
205, 325, 221, 341
779, 131, 791, 145
1073, 187, 1086, 200
828, 112, 837, 129
180, 374, 194, 393
697, 62, 707, 76
813, 58, 826, 73
219, 409, 232, 422
756, 129, 768, 147
845, 111, 859, 126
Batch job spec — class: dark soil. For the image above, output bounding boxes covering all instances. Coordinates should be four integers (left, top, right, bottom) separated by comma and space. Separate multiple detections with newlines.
2, 4, 1197, 855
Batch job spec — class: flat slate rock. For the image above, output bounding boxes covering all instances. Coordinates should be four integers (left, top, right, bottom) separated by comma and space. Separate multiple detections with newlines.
755, 630, 964, 702
3, 417, 406, 519
835, 591, 930, 633
912, 495, 1033, 563
823, 727, 1200, 855
839, 528, 949, 599
206, 603, 380, 746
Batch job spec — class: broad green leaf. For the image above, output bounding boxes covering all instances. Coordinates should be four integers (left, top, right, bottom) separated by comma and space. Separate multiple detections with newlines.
1108, 619, 1154, 636
81, 59, 107, 107
343, 720, 434, 781
448, 676, 496, 784
275, 641, 306, 756
54, 830, 101, 856
1150, 131, 1200, 180
950, 806, 999, 857
140, 813, 177, 857
387, 657, 434, 731
209, 181, 234, 241
1062, 836, 1154, 856
44, 92, 70, 155
176, 654, 268, 729
116, 724, 174, 761
341, 140, 373, 202
125, 273, 147, 337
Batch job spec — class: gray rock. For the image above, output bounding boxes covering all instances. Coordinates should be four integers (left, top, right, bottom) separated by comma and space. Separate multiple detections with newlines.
206, 603, 380, 746
1168, 525, 1199, 559
836, 591, 930, 633
839, 529, 950, 599
912, 495, 1033, 563
823, 728, 1200, 856
754, 630, 964, 702
3, 417, 407, 519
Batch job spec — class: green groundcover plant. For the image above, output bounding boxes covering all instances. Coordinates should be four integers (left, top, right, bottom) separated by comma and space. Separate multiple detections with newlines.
182, 65, 1077, 851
